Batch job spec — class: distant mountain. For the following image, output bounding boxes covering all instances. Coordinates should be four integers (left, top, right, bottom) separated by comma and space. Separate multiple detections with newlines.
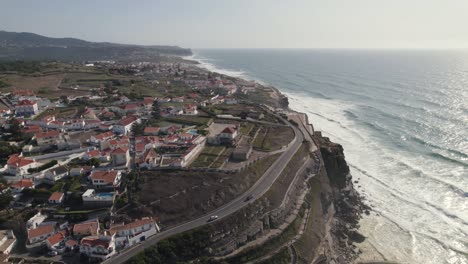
0, 30, 192, 61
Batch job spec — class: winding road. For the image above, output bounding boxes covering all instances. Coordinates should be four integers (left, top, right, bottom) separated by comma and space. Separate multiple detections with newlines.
104, 118, 305, 264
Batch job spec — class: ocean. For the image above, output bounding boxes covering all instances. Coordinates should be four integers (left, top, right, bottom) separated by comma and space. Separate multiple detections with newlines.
188, 49, 468, 264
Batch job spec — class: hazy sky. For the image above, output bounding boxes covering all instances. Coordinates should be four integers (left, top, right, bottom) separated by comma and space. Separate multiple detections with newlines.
1, 0, 468, 49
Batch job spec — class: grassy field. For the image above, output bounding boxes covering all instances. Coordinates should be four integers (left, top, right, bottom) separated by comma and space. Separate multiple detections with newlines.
239, 122, 255, 135
253, 126, 295, 151
191, 145, 226, 168
34, 106, 80, 120
164, 115, 213, 127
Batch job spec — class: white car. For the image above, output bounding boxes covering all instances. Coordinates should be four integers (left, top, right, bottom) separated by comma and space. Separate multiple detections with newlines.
208, 215, 218, 222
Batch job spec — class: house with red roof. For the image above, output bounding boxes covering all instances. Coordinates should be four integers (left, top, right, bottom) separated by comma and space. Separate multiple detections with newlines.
21, 125, 42, 136
220, 126, 238, 140
183, 104, 198, 115
47, 120, 67, 130
46, 230, 68, 253
80, 235, 116, 260
89, 131, 115, 145
27, 224, 55, 245
143, 126, 160, 136
111, 147, 130, 166
112, 115, 140, 135
15, 100, 38, 117
73, 219, 100, 238
84, 119, 101, 130
34, 130, 61, 146
90, 170, 122, 189
48, 192, 64, 204
10, 179, 34, 193
141, 97, 154, 110
121, 104, 140, 114
138, 149, 160, 169
6, 154, 37, 177
109, 217, 159, 248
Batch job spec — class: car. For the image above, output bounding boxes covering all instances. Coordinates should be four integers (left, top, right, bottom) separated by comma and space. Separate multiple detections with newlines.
245, 195, 254, 202
48, 251, 58, 256
208, 215, 218, 222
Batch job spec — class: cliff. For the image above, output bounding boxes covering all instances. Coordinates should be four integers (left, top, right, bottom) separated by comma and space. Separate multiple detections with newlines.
308, 133, 367, 264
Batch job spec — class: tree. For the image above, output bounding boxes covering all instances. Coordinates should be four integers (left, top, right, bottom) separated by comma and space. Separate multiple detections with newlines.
0, 192, 13, 212
152, 101, 161, 120
131, 122, 145, 137
86, 158, 101, 167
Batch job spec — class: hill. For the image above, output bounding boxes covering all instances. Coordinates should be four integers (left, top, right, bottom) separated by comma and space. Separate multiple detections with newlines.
0, 30, 192, 61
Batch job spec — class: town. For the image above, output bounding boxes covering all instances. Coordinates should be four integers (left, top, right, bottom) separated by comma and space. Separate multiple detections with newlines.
0, 59, 296, 263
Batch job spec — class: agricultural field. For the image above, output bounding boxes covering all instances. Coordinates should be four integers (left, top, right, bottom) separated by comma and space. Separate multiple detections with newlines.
191, 145, 226, 168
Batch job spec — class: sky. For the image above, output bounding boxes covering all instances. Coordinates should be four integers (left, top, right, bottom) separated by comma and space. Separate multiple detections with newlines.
1, 0, 468, 49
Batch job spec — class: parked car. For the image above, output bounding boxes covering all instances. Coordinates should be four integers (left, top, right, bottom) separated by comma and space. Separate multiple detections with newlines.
48, 251, 58, 256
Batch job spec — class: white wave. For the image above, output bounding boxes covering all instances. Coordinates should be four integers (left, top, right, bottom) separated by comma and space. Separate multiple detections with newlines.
195, 53, 468, 264
285, 91, 468, 264
183, 53, 247, 78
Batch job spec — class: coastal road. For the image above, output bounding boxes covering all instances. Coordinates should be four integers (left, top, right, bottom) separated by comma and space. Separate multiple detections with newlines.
104, 120, 305, 264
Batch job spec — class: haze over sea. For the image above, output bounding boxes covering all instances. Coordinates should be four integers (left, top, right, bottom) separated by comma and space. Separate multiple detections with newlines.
189, 49, 468, 264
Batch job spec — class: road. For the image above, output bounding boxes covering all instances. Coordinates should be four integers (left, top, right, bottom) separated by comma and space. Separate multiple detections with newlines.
104, 121, 304, 264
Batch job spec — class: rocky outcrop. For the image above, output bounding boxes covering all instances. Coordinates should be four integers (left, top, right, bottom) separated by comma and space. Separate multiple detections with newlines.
310, 132, 368, 264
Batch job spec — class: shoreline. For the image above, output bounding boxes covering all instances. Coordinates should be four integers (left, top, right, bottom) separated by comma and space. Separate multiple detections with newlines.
180, 54, 369, 263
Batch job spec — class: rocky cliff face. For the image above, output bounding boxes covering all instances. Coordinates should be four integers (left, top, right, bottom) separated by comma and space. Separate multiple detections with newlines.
311, 133, 367, 264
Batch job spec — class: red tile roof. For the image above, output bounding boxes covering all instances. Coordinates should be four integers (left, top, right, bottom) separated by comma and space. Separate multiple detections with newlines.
111, 147, 128, 155
222, 127, 237, 134
80, 236, 111, 248
144, 127, 160, 134
28, 224, 54, 239
47, 230, 67, 246
90, 170, 119, 184
35, 130, 60, 139
86, 149, 101, 157
17, 99, 36, 106
49, 192, 64, 202
118, 115, 138, 126
7, 154, 34, 167
94, 131, 114, 140
73, 219, 99, 236
11, 179, 34, 189
110, 217, 154, 235
65, 239, 78, 247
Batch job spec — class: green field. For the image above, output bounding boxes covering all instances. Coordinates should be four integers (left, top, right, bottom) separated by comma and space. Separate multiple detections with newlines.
191, 145, 225, 168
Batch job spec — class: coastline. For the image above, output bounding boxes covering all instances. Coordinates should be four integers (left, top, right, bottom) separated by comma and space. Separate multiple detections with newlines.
181, 54, 369, 263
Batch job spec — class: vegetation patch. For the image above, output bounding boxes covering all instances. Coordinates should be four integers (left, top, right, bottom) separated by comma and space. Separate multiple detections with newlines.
224, 208, 304, 264
127, 226, 214, 264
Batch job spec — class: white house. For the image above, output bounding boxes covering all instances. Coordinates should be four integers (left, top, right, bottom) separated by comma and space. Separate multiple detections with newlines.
183, 104, 198, 115
27, 224, 55, 245
0, 230, 17, 255
111, 147, 130, 166
6, 154, 37, 177
48, 192, 65, 204
80, 235, 116, 260
113, 116, 140, 135
110, 217, 159, 248
73, 219, 100, 237
67, 119, 86, 130
10, 179, 35, 193
15, 100, 39, 117
44, 166, 68, 182
35, 130, 61, 146
90, 170, 122, 189
46, 230, 67, 253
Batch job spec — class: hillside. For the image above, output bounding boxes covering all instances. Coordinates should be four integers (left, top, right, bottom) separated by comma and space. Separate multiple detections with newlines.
0, 30, 192, 61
